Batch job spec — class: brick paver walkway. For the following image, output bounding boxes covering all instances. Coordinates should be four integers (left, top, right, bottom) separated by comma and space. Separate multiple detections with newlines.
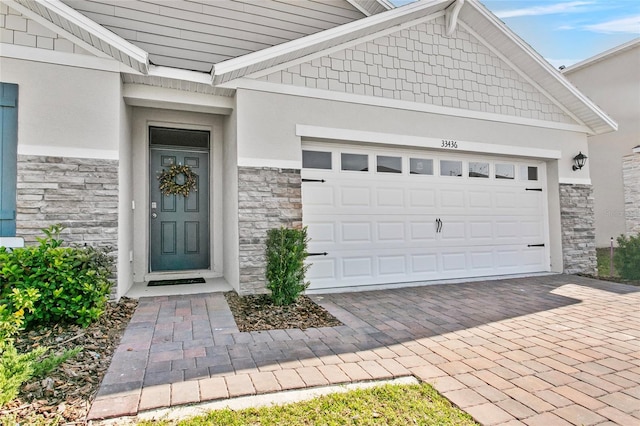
88, 275, 640, 425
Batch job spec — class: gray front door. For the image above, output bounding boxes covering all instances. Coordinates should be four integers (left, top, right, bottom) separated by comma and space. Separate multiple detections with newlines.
149, 128, 210, 272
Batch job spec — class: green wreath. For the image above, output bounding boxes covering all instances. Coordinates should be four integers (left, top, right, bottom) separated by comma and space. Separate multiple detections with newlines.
158, 164, 198, 197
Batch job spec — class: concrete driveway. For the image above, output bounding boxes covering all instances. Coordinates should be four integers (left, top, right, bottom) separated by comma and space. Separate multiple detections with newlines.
89, 275, 640, 425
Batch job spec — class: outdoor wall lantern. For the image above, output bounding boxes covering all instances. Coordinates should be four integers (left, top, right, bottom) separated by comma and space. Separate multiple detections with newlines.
572, 151, 588, 171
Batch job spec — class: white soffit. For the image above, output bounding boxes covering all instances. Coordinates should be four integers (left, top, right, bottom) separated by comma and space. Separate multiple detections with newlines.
346, 0, 394, 16
7, 0, 148, 74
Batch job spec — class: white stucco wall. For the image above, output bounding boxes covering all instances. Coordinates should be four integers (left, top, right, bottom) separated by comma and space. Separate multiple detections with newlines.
564, 43, 640, 246
223, 107, 240, 292
117, 95, 134, 298
0, 57, 121, 158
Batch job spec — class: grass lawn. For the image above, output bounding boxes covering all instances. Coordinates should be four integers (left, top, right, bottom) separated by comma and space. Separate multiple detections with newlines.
596, 247, 617, 277
139, 383, 478, 426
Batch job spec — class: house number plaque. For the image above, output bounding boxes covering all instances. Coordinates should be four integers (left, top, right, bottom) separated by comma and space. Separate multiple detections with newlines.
441, 139, 459, 149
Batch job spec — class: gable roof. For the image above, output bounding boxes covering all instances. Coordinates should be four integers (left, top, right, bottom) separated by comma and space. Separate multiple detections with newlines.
8, 0, 616, 135
212, 0, 616, 135
562, 37, 640, 74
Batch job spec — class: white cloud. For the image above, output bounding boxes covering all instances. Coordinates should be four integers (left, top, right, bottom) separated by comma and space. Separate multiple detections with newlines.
557, 25, 576, 30
584, 15, 640, 34
495, 1, 594, 19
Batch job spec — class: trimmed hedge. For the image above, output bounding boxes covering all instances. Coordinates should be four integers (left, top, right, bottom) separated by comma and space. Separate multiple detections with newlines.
265, 227, 309, 306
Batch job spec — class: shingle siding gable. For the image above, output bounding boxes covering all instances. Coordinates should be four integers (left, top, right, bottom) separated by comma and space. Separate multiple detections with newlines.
0, 4, 89, 55
259, 16, 575, 125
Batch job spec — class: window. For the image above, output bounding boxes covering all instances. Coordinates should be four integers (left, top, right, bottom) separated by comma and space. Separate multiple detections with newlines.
440, 160, 462, 177
377, 155, 402, 173
341, 153, 368, 171
469, 162, 489, 178
302, 150, 332, 169
410, 158, 433, 175
495, 163, 515, 180
520, 165, 538, 181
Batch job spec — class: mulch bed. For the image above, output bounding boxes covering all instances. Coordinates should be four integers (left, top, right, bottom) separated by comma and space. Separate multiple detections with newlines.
578, 273, 640, 287
0, 297, 138, 425
224, 292, 343, 332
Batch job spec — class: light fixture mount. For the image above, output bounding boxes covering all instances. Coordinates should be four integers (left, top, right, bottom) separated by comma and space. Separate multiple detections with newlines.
572, 151, 587, 171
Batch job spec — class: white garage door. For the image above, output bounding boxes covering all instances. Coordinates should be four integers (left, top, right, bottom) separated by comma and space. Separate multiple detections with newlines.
302, 143, 550, 291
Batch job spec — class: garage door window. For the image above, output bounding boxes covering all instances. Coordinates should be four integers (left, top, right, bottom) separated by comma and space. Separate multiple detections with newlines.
410, 158, 433, 175
521, 166, 538, 181
341, 153, 368, 172
302, 150, 332, 169
377, 155, 402, 173
495, 163, 515, 180
469, 162, 489, 178
441, 160, 462, 177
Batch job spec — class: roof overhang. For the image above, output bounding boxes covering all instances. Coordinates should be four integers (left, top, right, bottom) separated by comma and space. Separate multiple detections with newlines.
6, 0, 148, 74
346, 0, 394, 16
562, 37, 640, 74
213, 0, 616, 135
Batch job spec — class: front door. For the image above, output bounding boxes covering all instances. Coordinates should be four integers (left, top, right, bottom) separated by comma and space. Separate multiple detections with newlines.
149, 127, 210, 272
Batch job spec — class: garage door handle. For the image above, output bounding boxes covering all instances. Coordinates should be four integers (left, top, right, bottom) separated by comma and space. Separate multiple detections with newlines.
436, 218, 443, 233
307, 252, 328, 256
527, 244, 545, 247
302, 179, 326, 183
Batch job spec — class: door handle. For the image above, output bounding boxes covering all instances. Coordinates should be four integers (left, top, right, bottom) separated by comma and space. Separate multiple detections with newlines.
435, 218, 443, 233
151, 212, 157, 219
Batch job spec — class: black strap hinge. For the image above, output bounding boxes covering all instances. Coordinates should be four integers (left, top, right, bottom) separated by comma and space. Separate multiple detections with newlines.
306, 252, 328, 257
526, 188, 543, 192
302, 179, 325, 183
527, 244, 545, 247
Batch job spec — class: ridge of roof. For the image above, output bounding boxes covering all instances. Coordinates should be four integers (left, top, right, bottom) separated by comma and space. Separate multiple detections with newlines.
7, 0, 148, 74
562, 37, 640, 74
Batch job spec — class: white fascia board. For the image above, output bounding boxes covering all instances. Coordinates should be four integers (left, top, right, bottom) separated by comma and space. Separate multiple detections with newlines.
466, 0, 617, 134
234, 79, 593, 134
563, 38, 640, 74
296, 124, 563, 160
1, 43, 124, 73
18, 144, 118, 160
8, 0, 148, 73
212, 0, 452, 84
558, 177, 592, 185
148, 65, 212, 85
123, 84, 233, 115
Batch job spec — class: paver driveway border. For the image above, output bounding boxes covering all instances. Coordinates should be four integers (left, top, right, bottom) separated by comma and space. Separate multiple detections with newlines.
88, 275, 640, 425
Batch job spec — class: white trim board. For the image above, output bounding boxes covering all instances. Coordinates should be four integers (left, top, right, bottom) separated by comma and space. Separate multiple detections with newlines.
18, 144, 118, 160
123, 84, 233, 115
296, 125, 562, 160
558, 177, 592, 185
238, 158, 301, 169
236, 79, 591, 134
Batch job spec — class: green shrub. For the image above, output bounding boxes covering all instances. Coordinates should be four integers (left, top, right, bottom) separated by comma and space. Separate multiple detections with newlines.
0, 286, 81, 407
265, 227, 310, 306
0, 224, 113, 327
614, 233, 640, 280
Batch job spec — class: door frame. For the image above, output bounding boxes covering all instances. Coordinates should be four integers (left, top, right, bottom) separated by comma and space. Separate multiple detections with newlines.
131, 108, 224, 283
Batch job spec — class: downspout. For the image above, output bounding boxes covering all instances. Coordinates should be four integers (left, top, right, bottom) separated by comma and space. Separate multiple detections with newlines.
445, 0, 465, 36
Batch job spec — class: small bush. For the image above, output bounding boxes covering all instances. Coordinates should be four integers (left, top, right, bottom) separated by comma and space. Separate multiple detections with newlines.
265, 227, 310, 306
0, 287, 81, 407
614, 233, 640, 280
0, 224, 113, 327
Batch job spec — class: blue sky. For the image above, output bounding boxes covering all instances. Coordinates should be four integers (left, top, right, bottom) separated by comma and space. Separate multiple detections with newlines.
392, 0, 640, 68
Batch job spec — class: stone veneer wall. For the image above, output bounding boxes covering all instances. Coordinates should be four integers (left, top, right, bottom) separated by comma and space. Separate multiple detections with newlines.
16, 155, 119, 293
559, 183, 596, 274
622, 149, 640, 236
237, 167, 302, 295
